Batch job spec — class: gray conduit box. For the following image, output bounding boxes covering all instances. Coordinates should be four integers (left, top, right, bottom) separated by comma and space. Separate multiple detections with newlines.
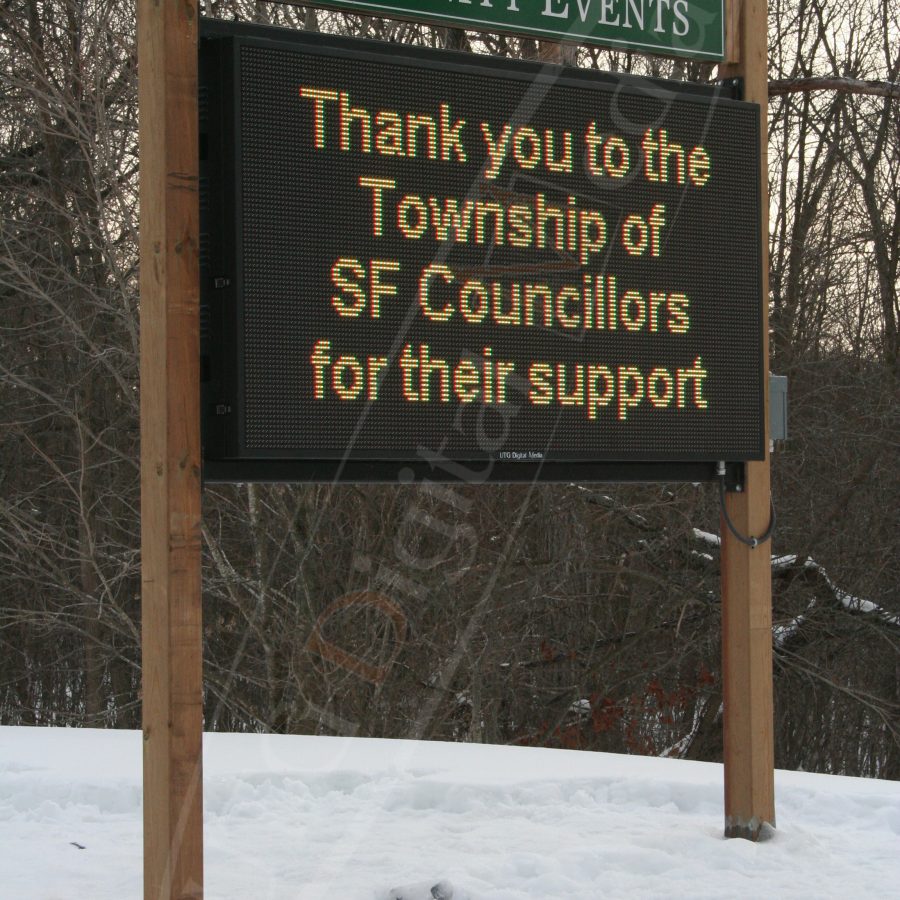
769, 374, 788, 442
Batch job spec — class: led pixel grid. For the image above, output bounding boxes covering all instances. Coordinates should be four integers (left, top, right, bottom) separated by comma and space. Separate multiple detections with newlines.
201, 24, 764, 466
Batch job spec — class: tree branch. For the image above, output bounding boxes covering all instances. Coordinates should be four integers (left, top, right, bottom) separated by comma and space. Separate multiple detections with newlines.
769, 77, 900, 98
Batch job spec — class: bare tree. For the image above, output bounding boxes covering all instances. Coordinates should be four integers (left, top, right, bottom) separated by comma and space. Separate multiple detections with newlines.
1, 0, 897, 779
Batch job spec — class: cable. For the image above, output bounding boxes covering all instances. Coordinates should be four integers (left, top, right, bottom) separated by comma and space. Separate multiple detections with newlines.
717, 469, 775, 549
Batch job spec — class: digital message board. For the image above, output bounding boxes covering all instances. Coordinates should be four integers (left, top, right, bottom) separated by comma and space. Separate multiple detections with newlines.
200, 20, 763, 483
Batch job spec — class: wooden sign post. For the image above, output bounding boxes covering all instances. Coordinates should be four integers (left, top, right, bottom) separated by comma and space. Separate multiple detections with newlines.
719, 0, 777, 839
135, 2, 774, 896
138, 1, 204, 897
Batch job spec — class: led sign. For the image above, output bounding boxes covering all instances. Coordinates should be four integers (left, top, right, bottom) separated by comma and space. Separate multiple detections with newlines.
200, 21, 763, 482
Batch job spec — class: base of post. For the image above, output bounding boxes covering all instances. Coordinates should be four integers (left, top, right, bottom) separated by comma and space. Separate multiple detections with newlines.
725, 816, 776, 841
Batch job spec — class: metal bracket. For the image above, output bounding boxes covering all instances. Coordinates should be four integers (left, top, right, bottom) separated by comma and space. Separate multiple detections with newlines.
717, 77, 744, 101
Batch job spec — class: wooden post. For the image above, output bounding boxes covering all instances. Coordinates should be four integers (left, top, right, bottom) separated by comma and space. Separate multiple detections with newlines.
719, 0, 776, 840
138, 1, 204, 897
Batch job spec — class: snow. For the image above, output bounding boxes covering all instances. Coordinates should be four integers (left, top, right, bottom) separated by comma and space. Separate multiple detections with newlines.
692, 528, 721, 547
1, 727, 899, 899
769, 554, 900, 644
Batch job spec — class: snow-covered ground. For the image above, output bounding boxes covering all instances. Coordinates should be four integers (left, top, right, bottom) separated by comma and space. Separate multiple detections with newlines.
1, 727, 898, 899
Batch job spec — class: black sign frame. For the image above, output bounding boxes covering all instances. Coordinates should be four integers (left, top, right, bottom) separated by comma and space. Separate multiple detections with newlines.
199, 18, 761, 485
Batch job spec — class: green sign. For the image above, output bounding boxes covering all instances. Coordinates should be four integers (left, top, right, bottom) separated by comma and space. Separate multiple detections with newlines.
318, 0, 725, 60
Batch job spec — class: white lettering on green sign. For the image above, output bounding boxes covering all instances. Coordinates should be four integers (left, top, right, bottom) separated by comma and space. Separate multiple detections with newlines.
320, 0, 724, 60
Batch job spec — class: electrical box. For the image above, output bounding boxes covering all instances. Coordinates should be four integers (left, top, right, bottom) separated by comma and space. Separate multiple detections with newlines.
769, 374, 788, 442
